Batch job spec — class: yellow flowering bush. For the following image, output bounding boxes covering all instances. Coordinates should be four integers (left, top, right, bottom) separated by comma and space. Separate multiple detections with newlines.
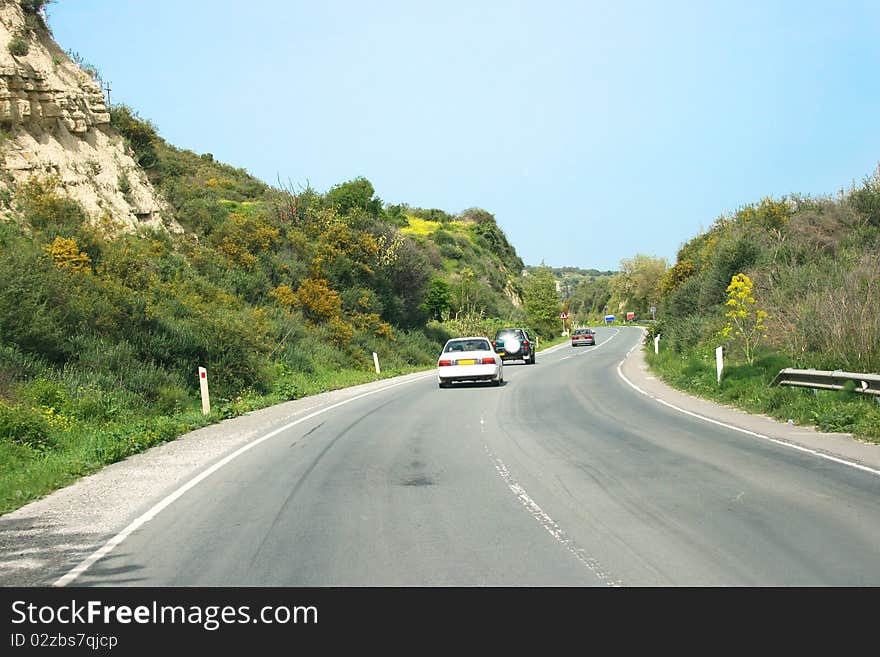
719, 273, 769, 364
42, 236, 92, 273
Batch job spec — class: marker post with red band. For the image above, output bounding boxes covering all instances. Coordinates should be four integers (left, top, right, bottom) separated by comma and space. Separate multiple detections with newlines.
198, 366, 210, 415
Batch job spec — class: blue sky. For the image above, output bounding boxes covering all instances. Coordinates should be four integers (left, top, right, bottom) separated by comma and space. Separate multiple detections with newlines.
48, 1, 880, 271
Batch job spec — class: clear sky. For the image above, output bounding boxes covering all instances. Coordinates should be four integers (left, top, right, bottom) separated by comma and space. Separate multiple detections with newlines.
47, 1, 880, 271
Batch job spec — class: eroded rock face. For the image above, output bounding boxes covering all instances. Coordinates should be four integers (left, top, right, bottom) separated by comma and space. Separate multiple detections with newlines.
0, 1, 180, 233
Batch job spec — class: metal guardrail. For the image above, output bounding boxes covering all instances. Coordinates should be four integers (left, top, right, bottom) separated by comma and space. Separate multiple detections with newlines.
770, 368, 880, 396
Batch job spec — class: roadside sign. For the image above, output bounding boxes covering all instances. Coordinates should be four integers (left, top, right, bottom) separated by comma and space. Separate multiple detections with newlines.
604, 314, 615, 323
559, 312, 568, 319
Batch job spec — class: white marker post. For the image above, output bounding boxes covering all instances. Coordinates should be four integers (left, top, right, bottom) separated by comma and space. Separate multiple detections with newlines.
654, 334, 660, 354
198, 366, 210, 415
373, 352, 381, 374
715, 346, 724, 383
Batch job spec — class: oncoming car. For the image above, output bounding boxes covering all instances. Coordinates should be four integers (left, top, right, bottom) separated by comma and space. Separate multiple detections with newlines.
571, 327, 596, 347
437, 337, 503, 388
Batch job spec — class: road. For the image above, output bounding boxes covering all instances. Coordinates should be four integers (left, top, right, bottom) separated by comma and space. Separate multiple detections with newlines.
61, 327, 880, 585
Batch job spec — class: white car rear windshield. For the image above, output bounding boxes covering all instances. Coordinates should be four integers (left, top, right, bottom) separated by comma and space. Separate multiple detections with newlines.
445, 340, 491, 353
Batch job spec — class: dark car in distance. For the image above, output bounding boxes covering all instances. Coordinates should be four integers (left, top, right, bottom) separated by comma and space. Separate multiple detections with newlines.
492, 327, 536, 364
571, 328, 596, 347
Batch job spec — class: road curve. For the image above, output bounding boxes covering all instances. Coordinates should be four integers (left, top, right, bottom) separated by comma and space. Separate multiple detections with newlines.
54, 327, 880, 585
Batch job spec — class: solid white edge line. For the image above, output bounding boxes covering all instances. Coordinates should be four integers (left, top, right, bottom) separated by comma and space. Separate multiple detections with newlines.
615, 332, 880, 479
53, 372, 435, 587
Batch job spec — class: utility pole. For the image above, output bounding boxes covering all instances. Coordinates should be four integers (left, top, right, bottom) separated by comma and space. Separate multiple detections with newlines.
103, 81, 111, 107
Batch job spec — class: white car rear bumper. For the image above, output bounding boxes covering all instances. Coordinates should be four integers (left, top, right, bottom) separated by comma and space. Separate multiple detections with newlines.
438, 363, 500, 382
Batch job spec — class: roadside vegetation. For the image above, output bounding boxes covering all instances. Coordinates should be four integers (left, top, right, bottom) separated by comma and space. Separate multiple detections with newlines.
587, 166, 880, 443
646, 349, 880, 442
0, 101, 567, 513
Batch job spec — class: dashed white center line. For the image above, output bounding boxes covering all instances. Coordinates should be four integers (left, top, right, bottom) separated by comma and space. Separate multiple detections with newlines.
483, 444, 622, 586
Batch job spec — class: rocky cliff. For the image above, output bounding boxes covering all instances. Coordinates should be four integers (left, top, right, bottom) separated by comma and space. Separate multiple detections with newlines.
0, 0, 178, 233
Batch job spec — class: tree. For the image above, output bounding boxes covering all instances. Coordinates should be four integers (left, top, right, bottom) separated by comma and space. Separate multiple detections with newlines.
452, 267, 479, 316
458, 207, 496, 224
609, 254, 667, 316
658, 260, 696, 297
522, 264, 560, 338
568, 277, 611, 320
325, 177, 382, 217
421, 277, 453, 320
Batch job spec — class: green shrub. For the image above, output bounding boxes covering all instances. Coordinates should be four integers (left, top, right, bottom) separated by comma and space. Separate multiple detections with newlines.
23, 377, 67, 409
0, 403, 53, 450
7, 37, 28, 57
0, 239, 80, 363
118, 172, 132, 195
109, 105, 159, 169
154, 384, 193, 415
16, 177, 89, 235
68, 384, 128, 422
21, 0, 54, 15
0, 343, 48, 386
812, 405, 859, 433
272, 377, 301, 401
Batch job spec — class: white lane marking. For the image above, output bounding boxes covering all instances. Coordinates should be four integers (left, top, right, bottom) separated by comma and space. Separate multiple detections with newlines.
54, 372, 436, 587
583, 328, 620, 354
615, 346, 880, 479
561, 356, 572, 360
484, 445, 622, 587
539, 341, 571, 355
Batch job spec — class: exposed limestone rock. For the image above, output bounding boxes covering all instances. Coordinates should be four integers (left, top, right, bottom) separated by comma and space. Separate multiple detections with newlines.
0, 1, 180, 234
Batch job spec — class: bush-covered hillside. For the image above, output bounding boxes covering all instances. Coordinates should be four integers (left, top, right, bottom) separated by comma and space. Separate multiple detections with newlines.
639, 166, 880, 441
0, 104, 534, 512
655, 170, 880, 374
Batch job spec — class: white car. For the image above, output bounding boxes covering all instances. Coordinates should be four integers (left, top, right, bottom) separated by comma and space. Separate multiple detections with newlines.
437, 337, 503, 388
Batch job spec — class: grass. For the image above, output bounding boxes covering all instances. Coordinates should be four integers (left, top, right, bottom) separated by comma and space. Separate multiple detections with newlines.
646, 347, 880, 444
537, 334, 570, 351
0, 362, 433, 516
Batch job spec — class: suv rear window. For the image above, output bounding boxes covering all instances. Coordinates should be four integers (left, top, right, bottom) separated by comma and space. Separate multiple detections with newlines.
495, 329, 523, 339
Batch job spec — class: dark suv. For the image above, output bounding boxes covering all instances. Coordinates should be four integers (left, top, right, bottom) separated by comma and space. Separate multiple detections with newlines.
492, 328, 536, 364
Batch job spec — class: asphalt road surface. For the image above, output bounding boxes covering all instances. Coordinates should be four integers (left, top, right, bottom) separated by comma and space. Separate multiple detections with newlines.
67, 327, 880, 586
